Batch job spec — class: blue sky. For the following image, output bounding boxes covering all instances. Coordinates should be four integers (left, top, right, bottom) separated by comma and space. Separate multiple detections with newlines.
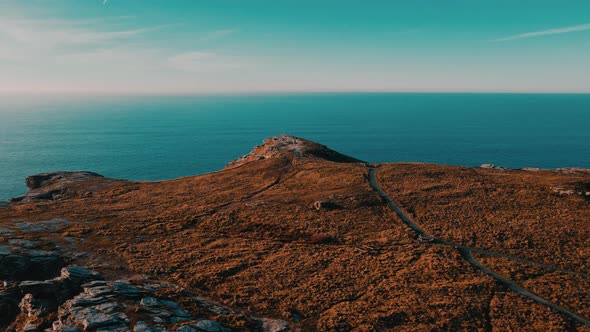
1, 0, 589, 94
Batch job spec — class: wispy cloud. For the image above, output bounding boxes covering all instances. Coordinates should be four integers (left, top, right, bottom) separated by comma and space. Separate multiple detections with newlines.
168, 51, 242, 72
0, 17, 156, 53
492, 23, 590, 42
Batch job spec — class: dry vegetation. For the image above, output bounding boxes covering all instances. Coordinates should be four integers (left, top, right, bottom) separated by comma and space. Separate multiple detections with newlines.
1, 137, 589, 330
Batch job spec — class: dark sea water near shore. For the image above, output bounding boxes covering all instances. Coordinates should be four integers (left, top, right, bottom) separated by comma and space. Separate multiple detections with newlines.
1, 93, 589, 200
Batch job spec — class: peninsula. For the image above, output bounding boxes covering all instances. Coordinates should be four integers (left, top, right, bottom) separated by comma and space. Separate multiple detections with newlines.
1, 135, 589, 331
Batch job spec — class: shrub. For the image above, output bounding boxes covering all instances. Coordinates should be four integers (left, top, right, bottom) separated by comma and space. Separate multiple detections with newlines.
310, 233, 339, 244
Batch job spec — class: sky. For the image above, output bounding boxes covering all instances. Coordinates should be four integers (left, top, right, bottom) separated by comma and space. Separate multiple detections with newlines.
1, 0, 589, 94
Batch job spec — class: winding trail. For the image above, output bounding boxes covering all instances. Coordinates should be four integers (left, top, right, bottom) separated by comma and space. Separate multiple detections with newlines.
367, 166, 590, 327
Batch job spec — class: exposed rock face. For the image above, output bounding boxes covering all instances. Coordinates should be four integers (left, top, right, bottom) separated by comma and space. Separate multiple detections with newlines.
10, 172, 105, 203
0, 245, 66, 281
556, 167, 590, 174
0, 238, 289, 332
480, 164, 507, 171
25, 172, 103, 190
227, 134, 364, 168
0, 284, 20, 326
551, 182, 590, 199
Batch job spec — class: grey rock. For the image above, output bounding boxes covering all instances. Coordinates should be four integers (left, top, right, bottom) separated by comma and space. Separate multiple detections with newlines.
0, 228, 13, 236
92, 301, 119, 314
134, 321, 163, 332
111, 280, 143, 299
140, 297, 160, 307
62, 328, 81, 332
84, 285, 113, 297
81, 280, 108, 288
81, 311, 129, 330
480, 164, 507, 170
176, 326, 198, 332
10, 172, 103, 203
160, 299, 179, 309
96, 327, 130, 332
170, 316, 191, 324
260, 318, 290, 332
521, 167, 543, 172
8, 239, 35, 248
23, 321, 40, 332
26, 171, 103, 190
194, 320, 231, 332
0, 246, 12, 255
173, 308, 192, 318
19, 280, 59, 296
25, 252, 65, 280
61, 266, 102, 284
149, 308, 173, 318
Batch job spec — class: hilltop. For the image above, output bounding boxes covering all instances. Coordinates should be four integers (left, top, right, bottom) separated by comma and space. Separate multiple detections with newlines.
1, 135, 589, 331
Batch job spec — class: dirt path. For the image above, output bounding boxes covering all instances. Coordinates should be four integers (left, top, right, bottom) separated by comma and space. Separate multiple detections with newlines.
367, 166, 590, 327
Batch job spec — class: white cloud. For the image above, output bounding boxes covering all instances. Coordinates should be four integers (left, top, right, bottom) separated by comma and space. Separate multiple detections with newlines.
0, 17, 156, 51
0, 11, 246, 93
492, 23, 590, 42
168, 51, 242, 72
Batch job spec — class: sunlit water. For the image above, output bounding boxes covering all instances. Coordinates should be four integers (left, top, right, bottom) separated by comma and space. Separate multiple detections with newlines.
1, 93, 589, 199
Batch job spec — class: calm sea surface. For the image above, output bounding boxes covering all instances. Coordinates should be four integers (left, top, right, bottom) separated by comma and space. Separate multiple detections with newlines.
1, 93, 589, 200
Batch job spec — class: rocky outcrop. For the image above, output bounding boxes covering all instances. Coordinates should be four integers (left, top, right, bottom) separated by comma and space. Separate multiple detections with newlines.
25, 172, 103, 190
10, 172, 105, 203
551, 182, 590, 199
227, 135, 364, 168
0, 244, 66, 281
480, 164, 590, 174
480, 164, 508, 171
1, 236, 290, 332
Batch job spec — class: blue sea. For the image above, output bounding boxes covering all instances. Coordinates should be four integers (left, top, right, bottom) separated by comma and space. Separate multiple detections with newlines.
1, 93, 589, 200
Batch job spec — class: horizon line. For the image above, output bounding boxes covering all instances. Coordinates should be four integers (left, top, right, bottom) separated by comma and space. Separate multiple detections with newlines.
1, 90, 590, 97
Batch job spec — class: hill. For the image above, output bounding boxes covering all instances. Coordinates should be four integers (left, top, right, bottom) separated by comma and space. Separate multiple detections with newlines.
1, 135, 589, 331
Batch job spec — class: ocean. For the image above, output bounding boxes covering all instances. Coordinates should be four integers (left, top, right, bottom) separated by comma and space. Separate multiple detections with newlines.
1, 93, 589, 200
